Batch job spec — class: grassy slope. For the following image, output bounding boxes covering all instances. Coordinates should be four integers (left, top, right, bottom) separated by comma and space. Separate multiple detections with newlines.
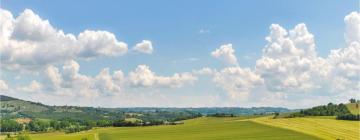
346, 103, 360, 114
0, 100, 48, 112
251, 116, 360, 140
26, 117, 319, 140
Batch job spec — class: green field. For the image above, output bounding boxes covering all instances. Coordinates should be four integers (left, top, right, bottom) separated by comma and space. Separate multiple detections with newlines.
252, 116, 360, 140
3, 116, 359, 140
4, 116, 320, 140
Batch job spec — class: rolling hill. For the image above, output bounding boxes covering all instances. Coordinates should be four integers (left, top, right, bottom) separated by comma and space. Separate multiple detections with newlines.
0, 95, 291, 121
346, 103, 360, 115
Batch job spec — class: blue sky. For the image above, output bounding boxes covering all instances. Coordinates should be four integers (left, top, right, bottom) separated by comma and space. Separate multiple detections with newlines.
0, 0, 359, 108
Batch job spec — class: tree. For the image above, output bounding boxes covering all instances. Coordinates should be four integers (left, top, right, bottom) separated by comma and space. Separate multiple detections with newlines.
349, 98, 356, 103
28, 119, 50, 132
0, 119, 22, 132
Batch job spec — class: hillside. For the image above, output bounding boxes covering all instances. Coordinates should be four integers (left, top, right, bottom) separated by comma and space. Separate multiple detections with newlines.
346, 103, 360, 115
0, 95, 122, 120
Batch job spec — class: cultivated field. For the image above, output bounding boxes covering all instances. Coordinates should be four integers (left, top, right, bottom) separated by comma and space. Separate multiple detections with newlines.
251, 116, 360, 140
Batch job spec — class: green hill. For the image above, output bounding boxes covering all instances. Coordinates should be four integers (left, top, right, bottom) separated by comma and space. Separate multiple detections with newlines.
0, 95, 121, 120
346, 103, 360, 115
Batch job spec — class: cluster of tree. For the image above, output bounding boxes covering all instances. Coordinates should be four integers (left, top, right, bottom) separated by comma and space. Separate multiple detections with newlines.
336, 114, 360, 121
95, 118, 183, 127
288, 103, 350, 117
207, 113, 235, 117
0, 118, 94, 133
0, 113, 200, 133
283, 100, 359, 121
0, 119, 22, 132
137, 111, 202, 122
349, 98, 360, 103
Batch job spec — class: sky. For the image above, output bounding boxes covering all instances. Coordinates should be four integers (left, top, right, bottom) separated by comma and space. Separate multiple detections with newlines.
0, 0, 359, 108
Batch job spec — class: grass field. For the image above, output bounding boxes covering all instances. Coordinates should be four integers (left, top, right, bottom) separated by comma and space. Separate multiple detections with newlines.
5, 116, 320, 140
251, 116, 360, 140
2, 116, 359, 140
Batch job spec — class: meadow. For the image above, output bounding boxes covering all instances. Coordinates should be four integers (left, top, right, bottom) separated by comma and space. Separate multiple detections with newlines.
6, 116, 324, 140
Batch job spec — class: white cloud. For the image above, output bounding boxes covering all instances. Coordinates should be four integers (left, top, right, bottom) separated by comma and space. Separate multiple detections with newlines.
255, 23, 322, 93
213, 67, 263, 100
0, 8, 128, 71
212, 12, 360, 101
327, 42, 360, 95
20, 80, 42, 93
129, 65, 197, 88
44, 65, 62, 89
192, 67, 215, 75
62, 60, 80, 80
78, 30, 127, 58
133, 40, 153, 54
95, 68, 122, 95
0, 80, 9, 91
128, 65, 156, 86
344, 12, 360, 45
7, 61, 197, 98
211, 44, 238, 65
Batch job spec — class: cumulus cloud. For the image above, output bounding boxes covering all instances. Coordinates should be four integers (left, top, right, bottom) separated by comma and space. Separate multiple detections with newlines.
344, 12, 360, 45
255, 23, 321, 92
19, 80, 42, 93
327, 42, 360, 95
95, 68, 122, 95
44, 65, 62, 89
0, 80, 9, 91
0, 8, 128, 71
9, 61, 197, 98
192, 67, 215, 75
133, 40, 153, 54
211, 44, 238, 65
129, 65, 197, 88
213, 67, 263, 100
211, 12, 360, 100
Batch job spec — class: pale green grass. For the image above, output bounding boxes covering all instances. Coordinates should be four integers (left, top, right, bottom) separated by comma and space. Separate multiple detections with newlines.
252, 116, 360, 140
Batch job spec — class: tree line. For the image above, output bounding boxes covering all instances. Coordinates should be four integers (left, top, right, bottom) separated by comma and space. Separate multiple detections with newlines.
0, 112, 202, 133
